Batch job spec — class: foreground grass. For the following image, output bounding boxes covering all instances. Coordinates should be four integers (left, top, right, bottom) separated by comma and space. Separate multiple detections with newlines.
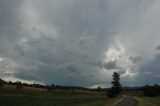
141, 96, 160, 106
120, 90, 159, 106
145, 96, 160, 105
135, 96, 160, 106
0, 88, 119, 106
136, 97, 156, 106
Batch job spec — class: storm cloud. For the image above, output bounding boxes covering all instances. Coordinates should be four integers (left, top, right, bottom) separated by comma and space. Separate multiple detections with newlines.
0, 0, 160, 87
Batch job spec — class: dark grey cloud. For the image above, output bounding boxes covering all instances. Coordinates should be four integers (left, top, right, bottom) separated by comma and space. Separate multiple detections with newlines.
0, 0, 160, 87
156, 45, 160, 50
129, 56, 142, 63
134, 54, 160, 86
103, 61, 118, 70
0, 1, 22, 56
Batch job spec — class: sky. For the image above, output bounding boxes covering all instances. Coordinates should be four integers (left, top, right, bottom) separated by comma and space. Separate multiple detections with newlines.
0, 0, 160, 88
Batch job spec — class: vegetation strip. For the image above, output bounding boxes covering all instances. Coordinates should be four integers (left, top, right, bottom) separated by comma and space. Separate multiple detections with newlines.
112, 96, 125, 106
135, 97, 157, 106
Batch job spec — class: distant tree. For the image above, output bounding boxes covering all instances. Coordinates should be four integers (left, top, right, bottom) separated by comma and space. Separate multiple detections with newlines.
46, 85, 50, 91
9, 81, 13, 85
46, 84, 55, 91
16, 81, 22, 90
142, 84, 160, 97
107, 72, 121, 97
97, 86, 102, 92
112, 72, 121, 90
0, 78, 3, 88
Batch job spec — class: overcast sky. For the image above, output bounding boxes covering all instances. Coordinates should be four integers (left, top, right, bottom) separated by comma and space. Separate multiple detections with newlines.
0, 0, 160, 87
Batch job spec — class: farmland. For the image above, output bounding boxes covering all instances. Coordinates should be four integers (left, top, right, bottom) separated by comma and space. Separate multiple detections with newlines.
0, 86, 120, 106
136, 96, 160, 106
1, 84, 160, 106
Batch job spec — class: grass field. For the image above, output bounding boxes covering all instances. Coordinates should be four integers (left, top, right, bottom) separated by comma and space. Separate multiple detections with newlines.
0, 87, 120, 106
116, 90, 160, 106
142, 96, 160, 106
145, 96, 160, 105
135, 96, 160, 106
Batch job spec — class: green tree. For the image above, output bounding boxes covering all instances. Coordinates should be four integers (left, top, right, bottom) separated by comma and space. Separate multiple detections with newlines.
0, 78, 3, 88
107, 72, 121, 97
112, 72, 121, 89
16, 81, 22, 90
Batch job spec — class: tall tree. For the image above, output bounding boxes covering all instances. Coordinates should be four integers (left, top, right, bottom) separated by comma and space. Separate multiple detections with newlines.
16, 81, 22, 90
107, 72, 121, 97
0, 78, 3, 88
112, 72, 121, 90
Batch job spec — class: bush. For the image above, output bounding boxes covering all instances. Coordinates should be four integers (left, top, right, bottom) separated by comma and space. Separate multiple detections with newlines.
16, 81, 22, 90
107, 87, 121, 98
142, 84, 160, 97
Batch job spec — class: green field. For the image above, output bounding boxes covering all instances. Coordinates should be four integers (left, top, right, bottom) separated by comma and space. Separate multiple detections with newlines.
0, 87, 120, 106
139, 96, 160, 106
1, 86, 160, 106
135, 96, 160, 106
145, 96, 160, 105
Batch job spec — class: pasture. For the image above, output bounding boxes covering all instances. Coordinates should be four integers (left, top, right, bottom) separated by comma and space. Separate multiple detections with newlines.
0, 86, 120, 106
138, 96, 160, 106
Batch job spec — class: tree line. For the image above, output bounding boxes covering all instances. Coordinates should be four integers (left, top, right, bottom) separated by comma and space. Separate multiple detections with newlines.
1, 72, 160, 97
0, 78, 91, 91
141, 84, 160, 97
